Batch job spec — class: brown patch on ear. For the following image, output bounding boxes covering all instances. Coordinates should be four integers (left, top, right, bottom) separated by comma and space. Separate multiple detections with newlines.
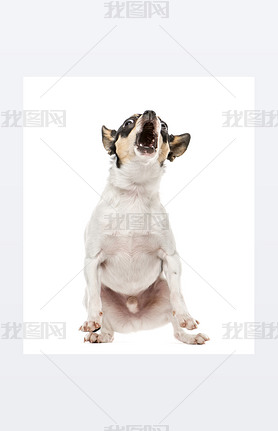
167, 133, 190, 162
102, 125, 116, 155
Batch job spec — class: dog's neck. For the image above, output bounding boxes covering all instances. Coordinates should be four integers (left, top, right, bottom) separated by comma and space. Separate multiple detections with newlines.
104, 158, 164, 205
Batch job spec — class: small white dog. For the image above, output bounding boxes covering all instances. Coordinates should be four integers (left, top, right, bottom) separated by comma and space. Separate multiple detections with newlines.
80, 110, 209, 345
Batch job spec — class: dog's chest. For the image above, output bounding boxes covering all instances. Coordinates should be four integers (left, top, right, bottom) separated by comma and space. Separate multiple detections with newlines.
100, 233, 162, 294
102, 232, 160, 256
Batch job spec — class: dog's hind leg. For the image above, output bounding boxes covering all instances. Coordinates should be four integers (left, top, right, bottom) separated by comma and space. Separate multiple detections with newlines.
170, 314, 209, 345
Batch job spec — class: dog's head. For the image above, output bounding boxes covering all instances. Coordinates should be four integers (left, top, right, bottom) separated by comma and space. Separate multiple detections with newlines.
102, 110, 190, 167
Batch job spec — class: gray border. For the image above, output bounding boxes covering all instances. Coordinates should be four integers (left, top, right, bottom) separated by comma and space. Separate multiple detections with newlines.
1, 1, 277, 429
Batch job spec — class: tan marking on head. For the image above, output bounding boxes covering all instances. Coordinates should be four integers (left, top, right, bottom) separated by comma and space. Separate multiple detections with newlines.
115, 137, 131, 163
158, 135, 170, 164
115, 127, 137, 164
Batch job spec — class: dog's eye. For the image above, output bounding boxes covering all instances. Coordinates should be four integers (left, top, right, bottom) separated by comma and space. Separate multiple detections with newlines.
123, 119, 134, 127
161, 122, 167, 130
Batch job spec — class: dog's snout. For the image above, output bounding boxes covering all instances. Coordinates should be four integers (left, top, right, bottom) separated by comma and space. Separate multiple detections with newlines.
143, 110, 156, 116
143, 110, 156, 120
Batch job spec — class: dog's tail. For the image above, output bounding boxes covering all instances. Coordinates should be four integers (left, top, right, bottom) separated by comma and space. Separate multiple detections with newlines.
126, 296, 138, 313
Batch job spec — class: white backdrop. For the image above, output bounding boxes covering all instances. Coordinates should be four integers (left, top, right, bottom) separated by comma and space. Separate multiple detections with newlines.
23, 77, 254, 354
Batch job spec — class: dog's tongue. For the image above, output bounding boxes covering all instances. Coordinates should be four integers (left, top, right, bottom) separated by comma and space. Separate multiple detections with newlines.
140, 145, 155, 154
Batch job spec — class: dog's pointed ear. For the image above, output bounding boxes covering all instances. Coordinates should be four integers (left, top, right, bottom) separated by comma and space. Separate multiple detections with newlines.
167, 133, 191, 162
102, 125, 117, 155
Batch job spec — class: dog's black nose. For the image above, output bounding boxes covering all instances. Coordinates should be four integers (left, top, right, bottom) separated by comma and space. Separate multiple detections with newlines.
143, 110, 156, 120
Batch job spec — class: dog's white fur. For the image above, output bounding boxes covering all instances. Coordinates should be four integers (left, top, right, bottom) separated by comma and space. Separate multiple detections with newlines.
80, 117, 209, 345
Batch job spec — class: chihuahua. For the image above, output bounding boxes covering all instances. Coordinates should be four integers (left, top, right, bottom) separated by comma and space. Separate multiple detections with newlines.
80, 110, 209, 345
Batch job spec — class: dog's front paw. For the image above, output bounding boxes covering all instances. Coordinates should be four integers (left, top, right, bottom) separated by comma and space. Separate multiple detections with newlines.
83, 332, 98, 343
79, 320, 101, 332
84, 332, 114, 343
79, 313, 102, 332
176, 313, 199, 330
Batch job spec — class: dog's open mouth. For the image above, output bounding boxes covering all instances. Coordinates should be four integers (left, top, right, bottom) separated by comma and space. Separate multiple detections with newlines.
136, 122, 158, 155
